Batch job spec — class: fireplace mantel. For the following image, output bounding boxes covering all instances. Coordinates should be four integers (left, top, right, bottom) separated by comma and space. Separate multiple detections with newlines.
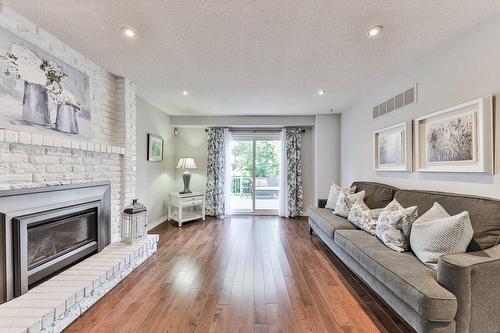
0, 182, 111, 303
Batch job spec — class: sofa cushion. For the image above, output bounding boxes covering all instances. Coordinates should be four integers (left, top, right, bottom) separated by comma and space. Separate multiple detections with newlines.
335, 230, 457, 322
307, 207, 356, 237
411, 203, 474, 270
375, 205, 418, 252
351, 181, 399, 209
325, 184, 355, 210
347, 200, 383, 235
334, 190, 365, 218
395, 190, 500, 251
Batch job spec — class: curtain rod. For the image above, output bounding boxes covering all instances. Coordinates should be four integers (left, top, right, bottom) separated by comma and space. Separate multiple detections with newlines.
204, 127, 306, 133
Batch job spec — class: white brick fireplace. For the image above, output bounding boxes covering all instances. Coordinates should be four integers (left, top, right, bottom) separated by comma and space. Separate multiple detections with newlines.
0, 7, 158, 332
0, 6, 137, 242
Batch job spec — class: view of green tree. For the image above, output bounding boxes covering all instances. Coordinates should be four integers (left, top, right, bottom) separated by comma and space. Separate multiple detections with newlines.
256, 141, 280, 177
231, 140, 280, 177
231, 141, 253, 177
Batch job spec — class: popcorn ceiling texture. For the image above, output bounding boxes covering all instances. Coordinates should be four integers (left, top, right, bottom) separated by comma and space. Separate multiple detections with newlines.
0, 7, 136, 241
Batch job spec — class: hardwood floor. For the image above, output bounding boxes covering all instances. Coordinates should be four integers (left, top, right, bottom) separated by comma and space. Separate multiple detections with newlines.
65, 216, 414, 333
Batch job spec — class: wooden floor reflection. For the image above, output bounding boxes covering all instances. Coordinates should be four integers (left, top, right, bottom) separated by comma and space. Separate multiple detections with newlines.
66, 216, 413, 333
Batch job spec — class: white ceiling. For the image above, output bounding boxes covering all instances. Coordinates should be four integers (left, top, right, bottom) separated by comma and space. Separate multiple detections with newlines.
4, 1, 500, 116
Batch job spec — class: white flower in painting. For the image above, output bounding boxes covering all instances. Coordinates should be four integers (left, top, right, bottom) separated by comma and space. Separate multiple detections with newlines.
46, 81, 63, 105
9, 44, 46, 86
1, 44, 82, 110
61, 89, 81, 109
0, 52, 18, 77
48, 87, 81, 109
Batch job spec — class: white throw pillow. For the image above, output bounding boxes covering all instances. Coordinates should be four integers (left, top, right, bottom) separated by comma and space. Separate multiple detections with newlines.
410, 203, 473, 270
325, 184, 356, 210
348, 199, 383, 235
334, 191, 365, 218
376, 204, 418, 252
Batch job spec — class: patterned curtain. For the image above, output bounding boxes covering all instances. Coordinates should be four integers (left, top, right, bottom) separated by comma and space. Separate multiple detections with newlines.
286, 128, 304, 217
205, 128, 225, 217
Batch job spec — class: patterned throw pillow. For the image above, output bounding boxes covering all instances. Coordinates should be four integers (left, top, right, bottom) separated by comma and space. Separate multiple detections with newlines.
348, 200, 383, 235
410, 203, 473, 270
334, 191, 365, 218
379, 198, 413, 237
325, 184, 356, 210
384, 199, 404, 212
376, 205, 418, 252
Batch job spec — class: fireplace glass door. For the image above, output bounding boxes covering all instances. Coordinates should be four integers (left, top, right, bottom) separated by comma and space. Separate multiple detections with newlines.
27, 209, 97, 271
13, 202, 101, 296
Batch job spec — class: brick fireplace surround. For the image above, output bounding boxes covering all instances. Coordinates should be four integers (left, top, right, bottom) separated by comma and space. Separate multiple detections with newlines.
0, 5, 159, 333
0, 5, 136, 242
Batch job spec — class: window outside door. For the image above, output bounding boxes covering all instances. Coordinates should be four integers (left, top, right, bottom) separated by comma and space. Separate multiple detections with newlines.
229, 134, 281, 215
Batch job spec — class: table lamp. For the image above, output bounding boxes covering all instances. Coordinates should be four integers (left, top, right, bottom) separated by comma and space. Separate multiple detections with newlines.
176, 157, 197, 194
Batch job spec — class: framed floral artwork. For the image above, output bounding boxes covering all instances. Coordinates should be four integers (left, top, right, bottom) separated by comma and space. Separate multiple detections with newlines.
373, 121, 412, 172
414, 95, 494, 173
0, 26, 91, 138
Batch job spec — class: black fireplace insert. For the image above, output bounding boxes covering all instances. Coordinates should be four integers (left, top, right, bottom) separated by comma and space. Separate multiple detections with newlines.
0, 182, 111, 303
27, 208, 97, 272
13, 202, 101, 295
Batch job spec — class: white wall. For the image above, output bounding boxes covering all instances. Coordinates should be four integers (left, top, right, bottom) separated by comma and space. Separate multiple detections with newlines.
314, 114, 341, 204
341, 15, 500, 199
136, 97, 176, 228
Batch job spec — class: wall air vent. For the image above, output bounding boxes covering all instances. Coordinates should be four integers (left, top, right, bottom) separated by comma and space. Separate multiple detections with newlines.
372, 84, 418, 119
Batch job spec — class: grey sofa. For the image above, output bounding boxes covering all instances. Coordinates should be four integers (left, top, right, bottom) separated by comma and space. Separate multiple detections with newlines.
307, 181, 500, 333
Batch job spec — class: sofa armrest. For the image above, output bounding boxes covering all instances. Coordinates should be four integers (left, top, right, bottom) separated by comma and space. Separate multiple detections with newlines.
318, 199, 327, 208
437, 244, 500, 332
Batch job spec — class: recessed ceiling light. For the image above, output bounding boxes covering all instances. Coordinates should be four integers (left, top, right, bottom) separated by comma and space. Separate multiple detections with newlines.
182, 90, 189, 96
367, 26, 383, 38
318, 90, 325, 96
121, 27, 136, 38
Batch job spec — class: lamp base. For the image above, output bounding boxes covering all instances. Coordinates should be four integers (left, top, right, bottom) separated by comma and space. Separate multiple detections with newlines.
179, 170, 192, 194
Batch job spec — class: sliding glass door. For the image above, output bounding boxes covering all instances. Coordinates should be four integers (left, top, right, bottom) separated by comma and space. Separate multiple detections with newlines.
230, 133, 281, 215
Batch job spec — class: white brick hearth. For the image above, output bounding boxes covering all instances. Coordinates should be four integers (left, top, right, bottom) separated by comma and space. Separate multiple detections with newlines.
0, 235, 159, 333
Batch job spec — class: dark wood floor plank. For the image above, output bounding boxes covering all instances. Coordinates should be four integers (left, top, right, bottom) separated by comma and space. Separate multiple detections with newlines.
64, 216, 414, 333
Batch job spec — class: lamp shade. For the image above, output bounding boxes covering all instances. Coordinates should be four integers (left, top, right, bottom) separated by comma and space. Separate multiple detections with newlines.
176, 157, 197, 169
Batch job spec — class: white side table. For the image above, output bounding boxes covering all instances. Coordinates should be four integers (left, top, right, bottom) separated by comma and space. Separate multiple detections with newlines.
168, 192, 206, 227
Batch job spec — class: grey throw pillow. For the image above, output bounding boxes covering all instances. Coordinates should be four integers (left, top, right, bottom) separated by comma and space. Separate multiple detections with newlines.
410, 202, 473, 270
347, 200, 383, 235
325, 184, 356, 210
376, 203, 418, 252
334, 191, 365, 218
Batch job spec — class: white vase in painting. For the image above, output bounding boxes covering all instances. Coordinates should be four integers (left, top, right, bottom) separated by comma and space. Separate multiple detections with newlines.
55, 104, 79, 134
22, 81, 51, 125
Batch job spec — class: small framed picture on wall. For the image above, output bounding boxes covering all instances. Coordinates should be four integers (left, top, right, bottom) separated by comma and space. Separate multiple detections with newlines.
147, 134, 163, 161
373, 121, 412, 172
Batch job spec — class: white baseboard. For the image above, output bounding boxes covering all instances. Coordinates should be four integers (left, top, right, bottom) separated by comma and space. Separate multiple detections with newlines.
147, 214, 168, 231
